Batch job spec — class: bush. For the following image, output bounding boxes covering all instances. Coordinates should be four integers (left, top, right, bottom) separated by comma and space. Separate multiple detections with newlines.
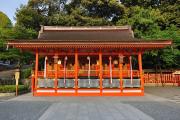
0, 85, 29, 93
21, 68, 31, 79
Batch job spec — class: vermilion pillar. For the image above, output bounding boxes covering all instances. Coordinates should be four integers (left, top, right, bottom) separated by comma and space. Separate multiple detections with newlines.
99, 52, 103, 94
75, 52, 78, 94
35, 50, 39, 90
138, 52, 144, 90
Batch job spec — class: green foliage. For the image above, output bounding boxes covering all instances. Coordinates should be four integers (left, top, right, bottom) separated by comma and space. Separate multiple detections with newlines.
48, 13, 111, 26
15, 0, 125, 29
143, 25, 180, 69
68, 0, 125, 23
20, 68, 32, 79
117, 5, 180, 69
3, 0, 179, 70
0, 12, 35, 64
0, 48, 21, 60
0, 85, 29, 93
13, 25, 38, 39
117, 6, 165, 38
0, 11, 12, 28
0, 12, 21, 62
15, 5, 45, 31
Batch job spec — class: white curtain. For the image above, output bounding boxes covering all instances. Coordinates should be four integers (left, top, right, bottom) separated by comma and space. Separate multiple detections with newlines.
87, 56, 91, 85
130, 56, 133, 85
44, 56, 47, 78
109, 57, 112, 84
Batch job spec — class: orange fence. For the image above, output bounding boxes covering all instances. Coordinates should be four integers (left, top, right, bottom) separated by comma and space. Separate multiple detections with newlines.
144, 73, 180, 86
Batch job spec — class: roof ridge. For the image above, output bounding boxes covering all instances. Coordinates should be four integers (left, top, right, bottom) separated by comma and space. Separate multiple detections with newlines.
42, 25, 131, 31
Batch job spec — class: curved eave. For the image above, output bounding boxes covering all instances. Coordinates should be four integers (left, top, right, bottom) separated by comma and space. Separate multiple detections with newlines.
7, 40, 172, 49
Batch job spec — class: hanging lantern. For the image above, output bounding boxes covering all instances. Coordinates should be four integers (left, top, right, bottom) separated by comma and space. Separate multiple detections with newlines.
113, 60, 118, 65
58, 60, 61, 65
96, 60, 99, 65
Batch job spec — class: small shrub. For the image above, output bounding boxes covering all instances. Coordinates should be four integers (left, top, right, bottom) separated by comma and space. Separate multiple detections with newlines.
0, 85, 29, 93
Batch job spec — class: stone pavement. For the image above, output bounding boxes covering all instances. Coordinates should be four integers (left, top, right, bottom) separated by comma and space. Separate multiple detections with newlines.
38, 101, 154, 120
145, 86, 180, 104
0, 87, 180, 120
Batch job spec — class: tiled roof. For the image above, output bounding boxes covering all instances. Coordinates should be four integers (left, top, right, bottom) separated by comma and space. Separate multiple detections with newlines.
38, 26, 134, 41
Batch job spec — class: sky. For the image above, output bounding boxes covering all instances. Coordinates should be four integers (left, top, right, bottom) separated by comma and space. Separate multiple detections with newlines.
0, 0, 28, 25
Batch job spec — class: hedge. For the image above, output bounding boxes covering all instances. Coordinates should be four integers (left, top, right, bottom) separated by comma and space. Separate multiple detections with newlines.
0, 85, 29, 93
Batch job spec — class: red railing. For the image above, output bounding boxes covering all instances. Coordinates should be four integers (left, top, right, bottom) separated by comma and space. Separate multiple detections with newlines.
144, 73, 180, 85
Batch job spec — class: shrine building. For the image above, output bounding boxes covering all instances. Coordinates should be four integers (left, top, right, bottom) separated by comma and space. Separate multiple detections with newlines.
7, 26, 172, 96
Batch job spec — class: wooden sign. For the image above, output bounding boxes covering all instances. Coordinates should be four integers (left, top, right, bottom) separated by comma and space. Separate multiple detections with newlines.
15, 71, 20, 85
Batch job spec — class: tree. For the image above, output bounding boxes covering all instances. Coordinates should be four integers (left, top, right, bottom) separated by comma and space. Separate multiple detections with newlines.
15, 0, 69, 31
0, 11, 12, 28
117, 6, 165, 38
15, 5, 45, 32
15, 0, 126, 29
120, 0, 180, 29
117, 6, 180, 69
12, 25, 37, 39
13, 0, 180, 70
0, 11, 21, 62
120, 0, 161, 7
0, 11, 35, 65
140, 25, 180, 71
67, 0, 125, 24
159, 1, 180, 28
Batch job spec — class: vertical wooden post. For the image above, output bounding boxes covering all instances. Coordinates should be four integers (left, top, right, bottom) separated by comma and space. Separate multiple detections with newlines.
119, 54, 123, 92
54, 55, 58, 93
99, 52, 103, 95
15, 69, 20, 96
35, 50, 39, 91
75, 52, 78, 94
31, 73, 35, 96
138, 52, 144, 90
